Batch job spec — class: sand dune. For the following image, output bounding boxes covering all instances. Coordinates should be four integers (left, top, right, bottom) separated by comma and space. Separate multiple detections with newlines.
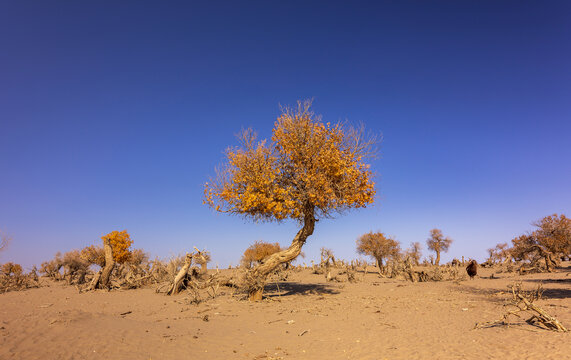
1, 265, 569, 359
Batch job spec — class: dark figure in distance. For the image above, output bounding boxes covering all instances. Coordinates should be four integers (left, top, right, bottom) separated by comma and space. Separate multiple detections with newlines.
466, 260, 478, 279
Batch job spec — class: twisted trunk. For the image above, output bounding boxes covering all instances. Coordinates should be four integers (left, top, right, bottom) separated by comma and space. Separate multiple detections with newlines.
87, 237, 115, 291
376, 258, 384, 275
99, 237, 116, 288
529, 245, 557, 272
167, 253, 193, 295
435, 250, 441, 266
248, 209, 315, 301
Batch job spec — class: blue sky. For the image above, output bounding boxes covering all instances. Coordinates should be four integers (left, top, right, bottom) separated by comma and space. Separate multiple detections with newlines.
1, 1, 570, 268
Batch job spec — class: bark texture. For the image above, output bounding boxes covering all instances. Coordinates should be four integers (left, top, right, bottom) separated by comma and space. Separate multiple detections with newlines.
167, 253, 193, 295
100, 237, 116, 288
86, 237, 115, 290
435, 251, 441, 266
247, 209, 315, 301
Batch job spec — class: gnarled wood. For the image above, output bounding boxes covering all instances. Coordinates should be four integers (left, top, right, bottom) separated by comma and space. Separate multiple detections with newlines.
247, 209, 315, 301
167, 253, 193, 295
193, 247, 208, 274
99, 237, 115, 288
528, 245, 558, 272
86, 237, 115, 291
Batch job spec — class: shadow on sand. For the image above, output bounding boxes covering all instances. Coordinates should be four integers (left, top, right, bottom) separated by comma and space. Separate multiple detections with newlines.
263, 281, 340, 297
519, 278, 571, 299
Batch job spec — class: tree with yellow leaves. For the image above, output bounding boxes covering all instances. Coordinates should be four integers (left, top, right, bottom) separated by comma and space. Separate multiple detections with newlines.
85, 230, 134, 290
204, 100, 378, 300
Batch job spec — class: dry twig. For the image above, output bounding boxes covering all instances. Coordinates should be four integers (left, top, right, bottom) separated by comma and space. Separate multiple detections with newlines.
475, 283, 567, 332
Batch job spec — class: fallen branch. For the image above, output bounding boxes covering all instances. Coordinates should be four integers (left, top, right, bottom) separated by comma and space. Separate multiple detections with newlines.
475, 283, 567, 332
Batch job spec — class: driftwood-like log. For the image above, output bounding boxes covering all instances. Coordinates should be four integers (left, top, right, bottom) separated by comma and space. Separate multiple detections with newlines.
475, 283, 568, 332
193, 246, 208, 274
167, 253, 193, 295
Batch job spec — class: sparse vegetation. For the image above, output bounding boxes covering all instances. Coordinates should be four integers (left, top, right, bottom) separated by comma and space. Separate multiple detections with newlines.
475, 283, 568, 332
0, 262, 39, 293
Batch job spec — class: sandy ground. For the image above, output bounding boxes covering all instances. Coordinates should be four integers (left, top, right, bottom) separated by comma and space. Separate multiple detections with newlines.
1, 264, 569, 360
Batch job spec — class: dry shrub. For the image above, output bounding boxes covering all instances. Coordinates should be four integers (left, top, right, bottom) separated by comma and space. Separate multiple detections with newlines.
61, 250, 90, 285
155, 250, 234, 304
166, 255, 187, 279
487, 243, 510, 264
241, 241, 282, 269
40, 252, 64, 280
41, 250, 91, 285
80, 245, 105, 267
356, 232, 400, 275
128, 248, 149, 267
149, 257, 170, 283
0, 262, 40, 293
404, 242, 422, 265
476, 283, 567, 332
320, 247, 336, 266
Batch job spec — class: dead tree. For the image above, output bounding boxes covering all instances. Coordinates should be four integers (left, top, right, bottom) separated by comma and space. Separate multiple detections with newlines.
193, 247, 210, 274
87, 237, 115, 290
475, 283, 567, 332
166, 253, 193, 295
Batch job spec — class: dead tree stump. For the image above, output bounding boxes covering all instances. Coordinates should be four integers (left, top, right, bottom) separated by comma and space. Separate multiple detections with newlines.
167, 253, 193, 295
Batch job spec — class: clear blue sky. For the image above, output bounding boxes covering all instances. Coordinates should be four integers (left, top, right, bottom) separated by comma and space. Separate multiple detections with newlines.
1, 1, 570, 268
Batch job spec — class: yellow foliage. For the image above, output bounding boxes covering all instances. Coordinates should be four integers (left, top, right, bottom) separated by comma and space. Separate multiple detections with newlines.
101, 230, 133, 264
204, 100, 377, 222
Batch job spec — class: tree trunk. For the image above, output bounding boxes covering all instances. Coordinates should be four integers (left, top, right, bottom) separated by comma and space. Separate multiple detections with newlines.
86, 237, 115, 291
376, 258, 384, 275
167, 253, 193, 295
99, 237, 116, 289
529, 245, 557, 272
435, 251, 441, 266
248, 208, 316, 301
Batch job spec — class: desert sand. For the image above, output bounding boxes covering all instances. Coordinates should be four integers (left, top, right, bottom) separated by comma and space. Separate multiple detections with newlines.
1, 264, 569, 360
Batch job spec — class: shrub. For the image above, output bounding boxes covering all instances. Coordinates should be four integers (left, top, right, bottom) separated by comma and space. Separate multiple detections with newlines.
241, 241, 282, 268
0, 262, 39, 293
